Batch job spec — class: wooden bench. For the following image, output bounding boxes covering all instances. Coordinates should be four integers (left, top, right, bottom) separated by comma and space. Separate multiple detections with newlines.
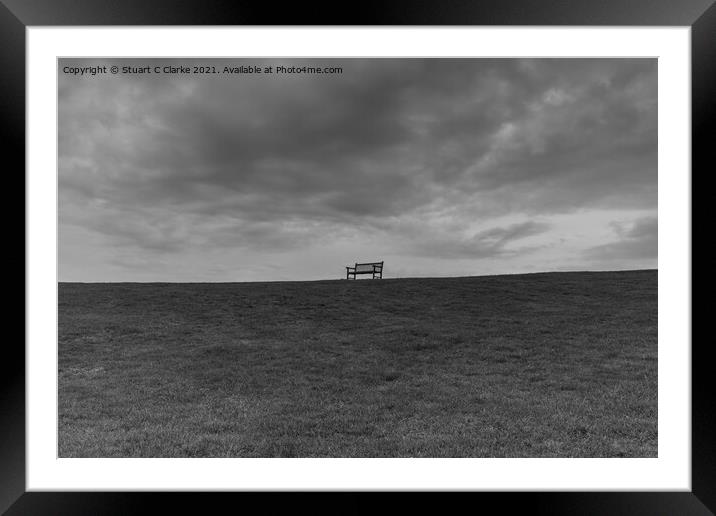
346, 261, 384, 280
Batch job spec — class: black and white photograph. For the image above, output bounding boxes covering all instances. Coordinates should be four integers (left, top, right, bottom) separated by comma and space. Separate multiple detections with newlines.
58, 57, 658, 458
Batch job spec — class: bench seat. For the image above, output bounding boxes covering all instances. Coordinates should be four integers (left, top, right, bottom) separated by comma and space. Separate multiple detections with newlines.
346, 261, 383, 279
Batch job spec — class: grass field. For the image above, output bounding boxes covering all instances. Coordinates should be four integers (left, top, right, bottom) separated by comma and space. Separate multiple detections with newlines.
58, 270, 657, 457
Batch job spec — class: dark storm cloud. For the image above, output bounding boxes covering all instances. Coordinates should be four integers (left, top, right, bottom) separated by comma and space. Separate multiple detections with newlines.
58, 58, 657, 279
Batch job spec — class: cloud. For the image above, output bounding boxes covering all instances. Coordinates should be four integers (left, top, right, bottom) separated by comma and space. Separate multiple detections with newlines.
58, 58, 657, 280
584, 216, 657, 261
399, 220, 552, 260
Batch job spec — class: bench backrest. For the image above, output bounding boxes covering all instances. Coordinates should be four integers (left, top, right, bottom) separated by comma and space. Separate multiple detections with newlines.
355, 262, 382, 273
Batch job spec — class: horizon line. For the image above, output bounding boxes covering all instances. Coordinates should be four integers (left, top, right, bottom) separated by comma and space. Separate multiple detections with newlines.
58, 268, 657, 285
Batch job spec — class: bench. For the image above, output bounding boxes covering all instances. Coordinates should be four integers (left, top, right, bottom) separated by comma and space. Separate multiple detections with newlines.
346, 261, 384, 280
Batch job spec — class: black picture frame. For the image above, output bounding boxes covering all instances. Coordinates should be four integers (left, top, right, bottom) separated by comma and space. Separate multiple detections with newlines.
4, 0, 713, 513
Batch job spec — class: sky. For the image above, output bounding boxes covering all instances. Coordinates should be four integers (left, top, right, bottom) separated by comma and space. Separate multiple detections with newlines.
58, 58, 657, 282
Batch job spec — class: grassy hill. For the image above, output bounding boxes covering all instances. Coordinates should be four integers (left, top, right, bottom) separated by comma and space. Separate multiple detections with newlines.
58, 270, 657, 457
